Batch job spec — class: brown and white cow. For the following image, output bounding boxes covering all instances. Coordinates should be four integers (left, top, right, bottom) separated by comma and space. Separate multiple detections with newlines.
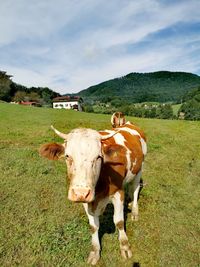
39, 121, 147, 265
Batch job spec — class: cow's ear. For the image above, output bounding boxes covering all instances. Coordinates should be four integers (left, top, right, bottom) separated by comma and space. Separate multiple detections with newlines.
39, 143, 65, 160
101, 143, 126, 164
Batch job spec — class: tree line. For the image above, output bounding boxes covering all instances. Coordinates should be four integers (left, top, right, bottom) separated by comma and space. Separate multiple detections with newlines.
84, 102, 174, 119
84, 86, 200, 120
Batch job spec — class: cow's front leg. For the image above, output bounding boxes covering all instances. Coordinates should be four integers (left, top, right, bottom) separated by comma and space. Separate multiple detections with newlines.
112, 191, 132, 259
83, 203, 100, 265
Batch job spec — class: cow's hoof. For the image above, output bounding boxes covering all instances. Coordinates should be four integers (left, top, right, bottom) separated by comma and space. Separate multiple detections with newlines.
87, 250, 100, 265
120, 240, 132, 259
131, 213, 139, 221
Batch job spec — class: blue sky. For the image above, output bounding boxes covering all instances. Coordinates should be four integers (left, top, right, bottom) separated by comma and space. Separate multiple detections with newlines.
0, 0, 200, 94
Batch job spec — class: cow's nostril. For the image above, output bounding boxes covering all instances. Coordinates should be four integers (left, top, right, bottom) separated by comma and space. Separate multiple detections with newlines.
69, 187, 93, 202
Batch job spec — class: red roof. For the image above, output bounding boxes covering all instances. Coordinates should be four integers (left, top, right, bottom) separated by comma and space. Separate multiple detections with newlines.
19, 101, 37, 105
53, 96, 82, 102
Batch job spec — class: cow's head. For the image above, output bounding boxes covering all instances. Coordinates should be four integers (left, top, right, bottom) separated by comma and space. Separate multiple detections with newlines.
39, 126, 118, 203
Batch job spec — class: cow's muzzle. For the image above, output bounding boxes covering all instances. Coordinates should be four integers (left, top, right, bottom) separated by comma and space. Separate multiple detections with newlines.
68, 187, 94, 203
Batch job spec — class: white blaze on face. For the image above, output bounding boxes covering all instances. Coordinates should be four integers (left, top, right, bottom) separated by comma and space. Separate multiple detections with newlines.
65, 129, 102, 202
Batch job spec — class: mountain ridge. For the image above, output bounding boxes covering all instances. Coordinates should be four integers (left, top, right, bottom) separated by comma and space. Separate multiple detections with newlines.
78, 71, 200, 103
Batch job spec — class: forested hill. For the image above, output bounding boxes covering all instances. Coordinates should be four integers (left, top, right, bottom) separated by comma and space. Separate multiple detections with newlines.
79, 71, 200, 103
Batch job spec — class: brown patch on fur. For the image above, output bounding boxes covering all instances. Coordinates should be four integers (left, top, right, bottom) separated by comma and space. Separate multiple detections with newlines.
90, 225, 97, 233
90, 157, 126, 212
102, 144, 127, 165
39, 143, 64, 160
125, 123, 146, 141
120, 130, 144, 174
100, 127, 144, 174
116, 220, 124, 230
99, 131, 109, 136
91, 245, 99, 252
119, 190, 124, 201
99, 131, 116, 147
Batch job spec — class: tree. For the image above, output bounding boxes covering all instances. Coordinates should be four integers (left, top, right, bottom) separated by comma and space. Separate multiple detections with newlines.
156, 104, 173, 119
179, 99, 200, 120
84, 105, 94, 113
13, 91, 27, 102
179, 86, 200, 120
149, 107, 157, 118
28, 92, 41, 102
110, 98, 123, 108
41, 90, 51, 104
0, 71, 13, 101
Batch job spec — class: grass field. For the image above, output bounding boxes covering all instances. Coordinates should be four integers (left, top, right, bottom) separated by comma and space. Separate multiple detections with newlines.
0, 103, 200, 267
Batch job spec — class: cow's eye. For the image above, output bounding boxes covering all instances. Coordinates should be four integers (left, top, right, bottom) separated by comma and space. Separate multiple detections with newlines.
65, 154, 71, 159
97, 155, 102, 160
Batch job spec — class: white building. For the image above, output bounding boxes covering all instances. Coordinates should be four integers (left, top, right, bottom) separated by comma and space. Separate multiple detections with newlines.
52, 96, 83, 111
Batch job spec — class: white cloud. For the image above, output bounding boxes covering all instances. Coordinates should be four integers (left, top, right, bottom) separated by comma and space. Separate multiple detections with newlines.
0, 0, 95, 45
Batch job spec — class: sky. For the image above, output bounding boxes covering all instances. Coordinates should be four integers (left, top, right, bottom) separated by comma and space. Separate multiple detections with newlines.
0, 0, 200, 94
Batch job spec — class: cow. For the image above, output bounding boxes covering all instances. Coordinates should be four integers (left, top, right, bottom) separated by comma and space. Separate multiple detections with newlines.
39, 120, 147, 265
111, 111, 126, 128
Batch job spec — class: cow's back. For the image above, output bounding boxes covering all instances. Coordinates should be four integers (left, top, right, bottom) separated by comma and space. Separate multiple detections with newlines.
99, 121, 146, 161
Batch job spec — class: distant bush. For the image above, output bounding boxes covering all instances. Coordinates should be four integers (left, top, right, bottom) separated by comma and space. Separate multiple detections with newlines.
156, 104, 174, 119
179, 99, 200, 120
84, 105, 94, 113
179, 86, 200, 120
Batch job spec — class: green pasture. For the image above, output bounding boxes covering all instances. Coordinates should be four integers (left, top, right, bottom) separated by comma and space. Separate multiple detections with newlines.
0, 103, 199, 267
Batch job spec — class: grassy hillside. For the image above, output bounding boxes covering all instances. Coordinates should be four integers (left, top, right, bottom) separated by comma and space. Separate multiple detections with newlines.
0, 103, 200, 267
79, 71, 200, 103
